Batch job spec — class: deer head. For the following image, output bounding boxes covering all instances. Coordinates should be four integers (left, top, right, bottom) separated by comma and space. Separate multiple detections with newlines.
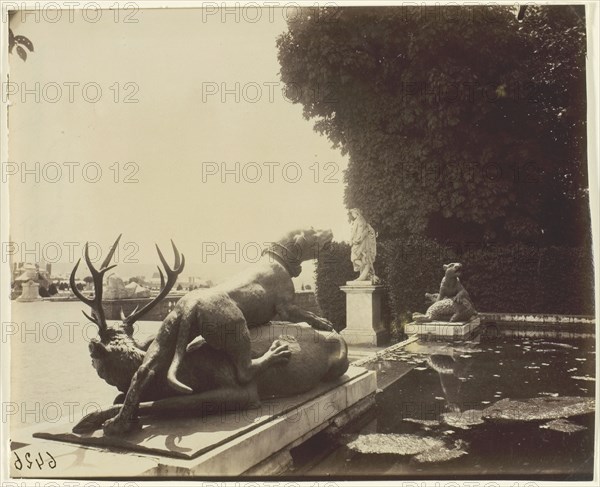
70, 235, 185, 392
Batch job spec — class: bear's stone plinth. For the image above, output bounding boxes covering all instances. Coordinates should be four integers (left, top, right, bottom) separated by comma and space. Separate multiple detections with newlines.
406, 317, 481, 339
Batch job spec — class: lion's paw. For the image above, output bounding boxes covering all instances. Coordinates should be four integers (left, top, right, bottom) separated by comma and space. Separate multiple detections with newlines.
266, 339, 292, 364
102, 415, 141, 437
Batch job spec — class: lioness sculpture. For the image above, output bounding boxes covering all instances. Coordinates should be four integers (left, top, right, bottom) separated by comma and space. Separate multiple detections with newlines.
70, 229, 349, 435
412, 263, 477, 323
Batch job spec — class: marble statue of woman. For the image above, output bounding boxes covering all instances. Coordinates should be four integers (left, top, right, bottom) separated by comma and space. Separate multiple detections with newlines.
349, 208, 378, 283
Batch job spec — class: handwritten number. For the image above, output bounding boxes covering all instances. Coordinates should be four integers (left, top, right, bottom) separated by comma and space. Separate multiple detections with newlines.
13, 452, 22, 470
24, 452, 32, 469
13, 451, 56, 470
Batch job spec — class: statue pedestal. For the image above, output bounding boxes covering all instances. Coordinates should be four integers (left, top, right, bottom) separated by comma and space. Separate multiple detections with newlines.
406, 317, 481, 340
17, 281, 41, 302
16, 367, 376, 477
340, 283, 389, 346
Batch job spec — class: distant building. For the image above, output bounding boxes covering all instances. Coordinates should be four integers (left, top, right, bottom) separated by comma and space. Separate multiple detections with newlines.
186, 276, 212, 288
11, 261, 53, 296
128, 275, 148, 286
12, 261, 52, 283
148, 272, 212, 291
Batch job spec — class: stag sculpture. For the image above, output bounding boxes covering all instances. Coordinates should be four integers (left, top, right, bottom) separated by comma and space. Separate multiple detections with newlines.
71, 230, 349, 435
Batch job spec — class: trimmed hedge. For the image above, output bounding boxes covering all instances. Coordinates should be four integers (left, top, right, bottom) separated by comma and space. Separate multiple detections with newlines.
314, 242, 354, 331
378, 236, 451, 328
316, 236, 595, 333
467, 243, 595, 315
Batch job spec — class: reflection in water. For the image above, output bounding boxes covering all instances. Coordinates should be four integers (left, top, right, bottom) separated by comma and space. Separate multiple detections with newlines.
427, 352, 471, 413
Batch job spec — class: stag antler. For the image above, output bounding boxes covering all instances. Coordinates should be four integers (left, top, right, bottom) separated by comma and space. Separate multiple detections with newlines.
121, 240, 185, 326
70, 236, 185, 334
70, 235, 122, 334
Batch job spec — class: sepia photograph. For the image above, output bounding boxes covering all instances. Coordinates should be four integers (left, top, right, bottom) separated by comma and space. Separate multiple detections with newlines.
1, 1, 598, 484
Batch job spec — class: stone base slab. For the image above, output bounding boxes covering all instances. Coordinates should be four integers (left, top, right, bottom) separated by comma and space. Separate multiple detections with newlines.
344, 280, 376, 286
13, 366, 376, 477
341, 328, 390, 346
406, 317, 481, 339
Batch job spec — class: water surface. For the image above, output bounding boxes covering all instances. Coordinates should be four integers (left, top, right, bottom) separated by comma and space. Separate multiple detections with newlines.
306, 331, 596, 480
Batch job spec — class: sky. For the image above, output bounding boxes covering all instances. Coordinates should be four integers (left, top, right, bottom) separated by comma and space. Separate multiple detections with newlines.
8, 7, 352, 284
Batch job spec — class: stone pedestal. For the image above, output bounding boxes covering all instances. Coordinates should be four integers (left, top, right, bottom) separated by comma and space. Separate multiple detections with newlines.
406, 317, 481, 340
17, 280, 41, 302
340, 282, 389, 346
15, 367, 377, 477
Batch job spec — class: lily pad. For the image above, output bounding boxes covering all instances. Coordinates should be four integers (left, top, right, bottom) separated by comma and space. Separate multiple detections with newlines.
482, 396, 595, 422
413, 443, 468, 463
540, 419, 587, 434
442, 409, 484, 429
345, 434, 444, 456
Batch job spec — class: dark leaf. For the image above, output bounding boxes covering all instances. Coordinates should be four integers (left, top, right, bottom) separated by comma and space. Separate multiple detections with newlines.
15, 35, 34, 52
16, 45, 27, 61
8, 29, 14, 53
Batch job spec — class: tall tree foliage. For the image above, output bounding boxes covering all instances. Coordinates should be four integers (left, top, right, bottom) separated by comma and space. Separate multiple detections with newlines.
277, 5, 587, 245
